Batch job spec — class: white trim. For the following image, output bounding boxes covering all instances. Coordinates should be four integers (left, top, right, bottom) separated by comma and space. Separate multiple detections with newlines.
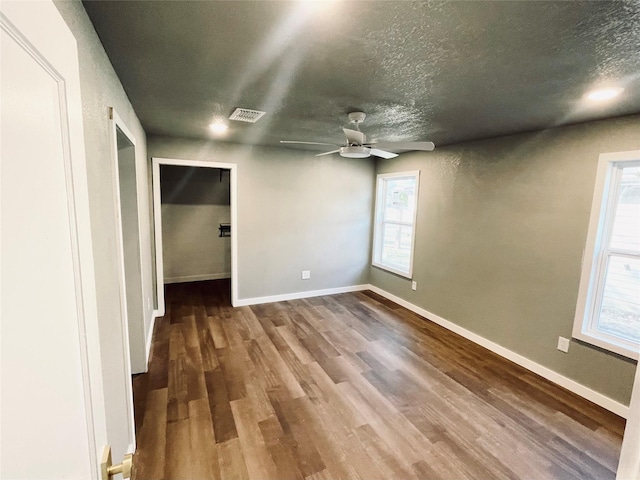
368, 285, 630, 418
145, 314, 156, 370
107, 108, 138, 448
152, 160, 164, 315
235, 284, 370, 307
152, 157, 239, 311
617, 360, 640, 479
572, 150, 640, 361
372, 171, 420, 279
165, 273, 231, 284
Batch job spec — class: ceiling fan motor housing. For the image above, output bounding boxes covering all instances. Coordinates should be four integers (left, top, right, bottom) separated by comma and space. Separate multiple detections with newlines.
348, 111, 367, 124
340, 146, 371, 158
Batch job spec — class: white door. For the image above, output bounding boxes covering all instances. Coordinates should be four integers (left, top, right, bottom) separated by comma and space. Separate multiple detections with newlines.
0, 2, 127, 478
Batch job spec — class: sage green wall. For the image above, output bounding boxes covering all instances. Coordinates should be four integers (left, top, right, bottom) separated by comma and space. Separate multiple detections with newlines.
371, 114, 639, 405
148, 136, 374, 300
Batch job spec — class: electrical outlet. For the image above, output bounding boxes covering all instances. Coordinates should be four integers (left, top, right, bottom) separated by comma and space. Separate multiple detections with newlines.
557, 336, 570, 353
301, 270, 311, 280
411, 281, 417, 291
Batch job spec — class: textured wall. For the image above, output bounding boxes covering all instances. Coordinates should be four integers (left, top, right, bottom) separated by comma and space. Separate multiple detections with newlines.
54, 0, 153, 462
371, 114, 640, 405
149, 136, 375, 299
161, 204, 231, 281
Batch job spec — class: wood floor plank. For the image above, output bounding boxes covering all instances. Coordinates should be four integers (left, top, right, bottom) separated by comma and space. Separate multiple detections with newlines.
277, 325, 315, 365
204, 368, 238, 443
132, 388, 167, 480
351, 423, 416, 480
258, 415, 306, 480
132, 279, 625, 480
188, 398, 220, 480
230, 398, 280, 480
208, 315, 228, 349
165, 419, 193, 480
146, 317, 170, 391
167, 336, 189, 423
267, 391, 327, 478
305, 361, 367, 429
254, 333, 306, 399
492, 388, 621, 472
217, 437, 249, 480
216, 346, 248, 402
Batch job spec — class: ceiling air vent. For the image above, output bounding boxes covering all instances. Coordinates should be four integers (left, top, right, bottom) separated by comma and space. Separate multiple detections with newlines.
229, 108, 266, 123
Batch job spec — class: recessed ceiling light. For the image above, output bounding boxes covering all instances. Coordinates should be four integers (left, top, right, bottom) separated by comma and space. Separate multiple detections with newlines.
586, 87, 624, 101
209, 121, 229, 135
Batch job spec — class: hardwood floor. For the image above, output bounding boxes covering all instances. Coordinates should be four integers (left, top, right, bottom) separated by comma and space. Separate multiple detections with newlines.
132, 280, 625, 480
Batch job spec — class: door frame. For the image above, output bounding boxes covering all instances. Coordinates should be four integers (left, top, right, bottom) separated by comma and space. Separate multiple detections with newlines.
152, 157, 239, 314
109, 107, 147, 375
108, 107, 140, 450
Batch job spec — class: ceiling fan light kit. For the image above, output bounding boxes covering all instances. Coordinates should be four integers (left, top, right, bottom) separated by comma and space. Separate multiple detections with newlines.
340, 146, 371, 158
280, 111, 435, 159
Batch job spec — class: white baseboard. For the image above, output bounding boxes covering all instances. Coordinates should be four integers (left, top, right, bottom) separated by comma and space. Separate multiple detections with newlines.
367, 285, 629, 418
164, 272, 231, 284
235, 284, 370, 307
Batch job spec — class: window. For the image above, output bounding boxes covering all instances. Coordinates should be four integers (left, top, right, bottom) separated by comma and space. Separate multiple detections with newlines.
573, 151, 640, 360
372, 171, 420, 278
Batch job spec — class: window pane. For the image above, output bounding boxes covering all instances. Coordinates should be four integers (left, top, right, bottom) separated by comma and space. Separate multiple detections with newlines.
597, 255, 640, 343
384, 177, 416, 223
381, 223, 413, 272
610, 166, 640, 252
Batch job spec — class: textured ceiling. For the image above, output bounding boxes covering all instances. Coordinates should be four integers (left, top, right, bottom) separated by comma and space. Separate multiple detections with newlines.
83, 0, 640, 151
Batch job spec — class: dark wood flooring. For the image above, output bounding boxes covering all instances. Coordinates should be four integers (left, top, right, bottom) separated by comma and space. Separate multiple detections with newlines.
132, 279, 625, 480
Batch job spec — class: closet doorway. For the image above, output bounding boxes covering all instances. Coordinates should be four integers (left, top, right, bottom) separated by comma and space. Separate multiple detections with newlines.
152, 158, 238, 316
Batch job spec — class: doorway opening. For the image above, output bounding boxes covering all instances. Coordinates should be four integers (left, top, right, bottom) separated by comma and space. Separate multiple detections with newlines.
152, 158, 239, 316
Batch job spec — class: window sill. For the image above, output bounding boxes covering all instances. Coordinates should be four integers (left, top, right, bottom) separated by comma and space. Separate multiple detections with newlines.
372, 262, 412, 279
572, 329, 639, 361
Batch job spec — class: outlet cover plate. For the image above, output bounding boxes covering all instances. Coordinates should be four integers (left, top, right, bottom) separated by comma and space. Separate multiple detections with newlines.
302, 270, 311, 280
411, 281, 417, 291
557, 336, 570, 353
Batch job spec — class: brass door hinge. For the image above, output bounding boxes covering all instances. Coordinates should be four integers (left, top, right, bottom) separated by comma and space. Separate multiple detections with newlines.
101, 445, 133, 480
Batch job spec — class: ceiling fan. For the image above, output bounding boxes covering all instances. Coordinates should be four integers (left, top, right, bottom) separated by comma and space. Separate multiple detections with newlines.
281, 112, 435, 159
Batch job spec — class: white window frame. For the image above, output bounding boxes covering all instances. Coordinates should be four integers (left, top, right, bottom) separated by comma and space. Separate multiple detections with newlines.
372, 171, 420, 278
572, 150, 640, 360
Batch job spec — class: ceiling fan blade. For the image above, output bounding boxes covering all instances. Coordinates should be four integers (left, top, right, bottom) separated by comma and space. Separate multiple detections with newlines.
315, 149, 341, 157
370, 148, 398, 159
280, 140, 339, 146
369, 141, 435, 152
343, 128, 365, 145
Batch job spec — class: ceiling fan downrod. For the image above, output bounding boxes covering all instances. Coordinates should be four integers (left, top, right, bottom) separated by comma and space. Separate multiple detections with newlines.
348, 111, 366, 131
